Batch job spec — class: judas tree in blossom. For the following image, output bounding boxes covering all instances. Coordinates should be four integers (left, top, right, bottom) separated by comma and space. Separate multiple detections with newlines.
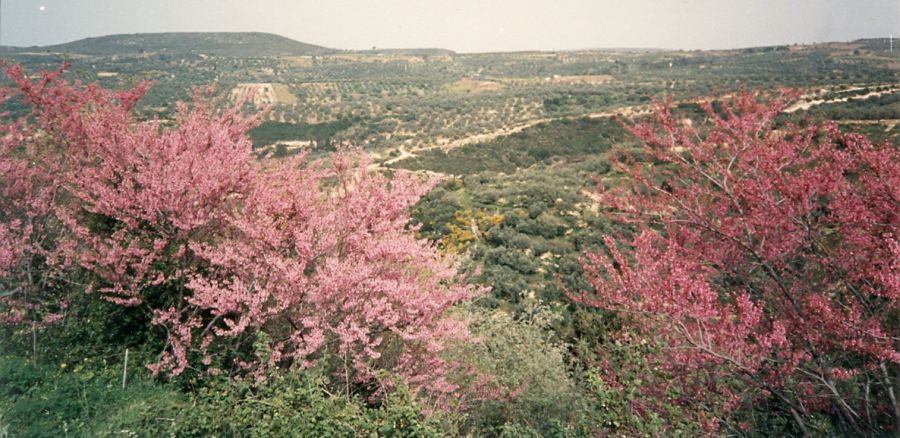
0, 64, 482, 404
181, 152, 482, 405
0, 65, 82, 328
573, 90, 898, 435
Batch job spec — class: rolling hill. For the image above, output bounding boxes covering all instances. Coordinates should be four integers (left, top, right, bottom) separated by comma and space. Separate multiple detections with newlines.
31, 32, 332, 57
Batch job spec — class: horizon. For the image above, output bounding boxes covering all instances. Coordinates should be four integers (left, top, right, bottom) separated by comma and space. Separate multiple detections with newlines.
1, 30, 896, 55
0, 0, 897, 53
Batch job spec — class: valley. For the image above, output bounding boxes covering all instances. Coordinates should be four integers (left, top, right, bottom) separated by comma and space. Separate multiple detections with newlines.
5, 33, 896, 165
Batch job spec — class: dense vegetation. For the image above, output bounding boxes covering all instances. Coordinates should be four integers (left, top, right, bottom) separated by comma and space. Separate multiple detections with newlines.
393, 116, 628, 174
1, 34, 898, 437
249, 119, 357, 148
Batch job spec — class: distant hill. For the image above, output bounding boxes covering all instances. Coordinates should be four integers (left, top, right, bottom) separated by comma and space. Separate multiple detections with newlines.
31, 32, 332, 57
850, 37, 896, 52
361, 48, 457, 56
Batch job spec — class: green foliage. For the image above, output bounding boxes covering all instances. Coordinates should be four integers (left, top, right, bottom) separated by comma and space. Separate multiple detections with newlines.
0, 290, 165, 386
0, 352, 457, 438
570, 334, 708, 437
0, 355, 186, 438
371, 387, 455, 438
449, 301, 593, 437
394, 117, 625, 175
411, 161, 617, 309
174, 368, 453, 438
248, 119, 356, 148
805, 89, 898, 121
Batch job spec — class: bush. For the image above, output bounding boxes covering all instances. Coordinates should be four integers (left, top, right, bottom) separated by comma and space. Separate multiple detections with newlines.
449, 302, 593, 437
174, 367, 453, 438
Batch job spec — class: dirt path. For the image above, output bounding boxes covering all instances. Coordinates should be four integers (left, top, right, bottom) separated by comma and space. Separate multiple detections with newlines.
785, 86, 898, 113
412, 117, 557, 153
585, 105, 653, 120
383, 146, 417, 165
382, 84, 896, 166
403, 103, 654, 157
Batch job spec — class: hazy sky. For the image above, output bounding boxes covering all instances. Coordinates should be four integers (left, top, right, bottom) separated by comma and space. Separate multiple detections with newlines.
1, 0, 898, 52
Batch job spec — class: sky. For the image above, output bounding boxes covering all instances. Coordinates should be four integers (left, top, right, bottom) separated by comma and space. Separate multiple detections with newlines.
0, 0, 898, 52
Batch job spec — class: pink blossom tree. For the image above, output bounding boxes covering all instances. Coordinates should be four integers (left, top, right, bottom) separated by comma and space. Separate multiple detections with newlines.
0, 64, 482, 404
0, 65, 75, 328
573, 90, 899, 434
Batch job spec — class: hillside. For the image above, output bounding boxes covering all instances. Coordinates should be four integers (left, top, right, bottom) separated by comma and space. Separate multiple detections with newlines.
34, 32, 332, 57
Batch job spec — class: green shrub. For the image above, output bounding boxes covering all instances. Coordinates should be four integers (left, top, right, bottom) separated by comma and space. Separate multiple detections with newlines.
173, 367, 454, 438
449, 301, 593, 437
